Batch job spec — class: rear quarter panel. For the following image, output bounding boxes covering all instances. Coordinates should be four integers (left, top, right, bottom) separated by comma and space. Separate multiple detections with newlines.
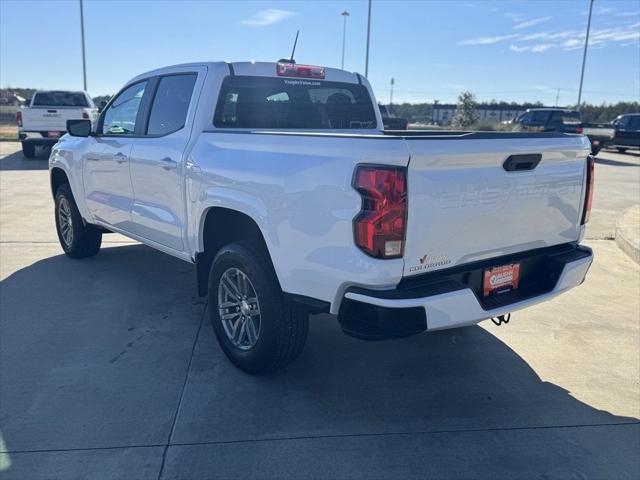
189, 132, 410, 309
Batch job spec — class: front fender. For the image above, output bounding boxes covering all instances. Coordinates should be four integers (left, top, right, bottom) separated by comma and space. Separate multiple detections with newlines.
49, 141, 93, 223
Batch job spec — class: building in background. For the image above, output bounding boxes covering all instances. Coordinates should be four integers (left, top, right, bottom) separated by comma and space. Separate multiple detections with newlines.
432, 103, 530, 125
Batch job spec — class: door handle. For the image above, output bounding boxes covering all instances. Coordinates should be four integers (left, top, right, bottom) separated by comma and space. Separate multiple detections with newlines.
114, 152, 127, 164
160, 157, 178, 170
503, 154, 542, 172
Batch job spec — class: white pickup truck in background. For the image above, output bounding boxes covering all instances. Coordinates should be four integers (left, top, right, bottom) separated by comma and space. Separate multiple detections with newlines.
49, 61, 594, 373
17, 90, 97, 158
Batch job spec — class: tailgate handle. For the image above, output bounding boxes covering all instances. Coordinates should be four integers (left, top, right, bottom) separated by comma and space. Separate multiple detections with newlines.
47, 109, 57, 113
503, 154, 541, 172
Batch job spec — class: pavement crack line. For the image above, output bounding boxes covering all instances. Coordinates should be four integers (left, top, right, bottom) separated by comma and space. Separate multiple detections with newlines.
3, 421, 639, 456
156, 300, 207, 480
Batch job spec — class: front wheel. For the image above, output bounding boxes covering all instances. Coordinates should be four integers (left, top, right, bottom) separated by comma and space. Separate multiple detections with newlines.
55, 183, 102, 258
208, 240, 308, 374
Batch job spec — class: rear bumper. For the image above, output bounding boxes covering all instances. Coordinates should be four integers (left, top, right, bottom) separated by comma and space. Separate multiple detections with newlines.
19, 131, 63, 145
338, 244, 593, 340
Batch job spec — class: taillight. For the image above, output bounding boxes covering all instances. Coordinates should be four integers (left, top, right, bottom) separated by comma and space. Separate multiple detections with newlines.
353, 166, 407, 258
581, 156, 595, 224
82, 112, 90, 119
16, 111, 22, 127
276, 63, 325, 79
575, 126, 583, 134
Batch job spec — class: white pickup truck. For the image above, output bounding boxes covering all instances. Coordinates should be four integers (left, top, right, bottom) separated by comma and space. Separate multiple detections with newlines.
18, 90, 97, 158
49, 61, 594, 373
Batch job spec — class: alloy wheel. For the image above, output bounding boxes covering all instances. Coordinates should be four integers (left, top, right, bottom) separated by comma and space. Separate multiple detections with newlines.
217, 267, 261, 350
58, 197, 74, 247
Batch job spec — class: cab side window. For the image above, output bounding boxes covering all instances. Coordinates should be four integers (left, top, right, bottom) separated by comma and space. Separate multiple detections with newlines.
518, 112, 532, 124
625, 116, 640, 131
530, 111, 550, 125
101, 81, 147, 135
147, 74, 197, 136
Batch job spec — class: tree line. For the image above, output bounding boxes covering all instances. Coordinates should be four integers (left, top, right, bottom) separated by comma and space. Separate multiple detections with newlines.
2, 87, 637, 125
390, 96, 639, 125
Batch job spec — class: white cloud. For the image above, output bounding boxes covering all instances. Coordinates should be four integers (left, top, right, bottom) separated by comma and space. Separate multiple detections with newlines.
240, 9, 297, 27
509, 43, 553, 53
458, 34, 518, 45
531, 43, 553, 52
562, 38, 581, 48
460, 21, 639, 53
513, 16, 552, 30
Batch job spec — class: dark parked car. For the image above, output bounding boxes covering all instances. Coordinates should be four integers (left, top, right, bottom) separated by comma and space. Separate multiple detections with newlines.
379, 104, 408, 130
513, 108, 583, 134
610, 113, 640, 153
513, 108, 613, 155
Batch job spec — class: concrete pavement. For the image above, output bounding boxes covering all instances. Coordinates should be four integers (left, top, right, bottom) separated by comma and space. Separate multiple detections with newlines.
1, 143, 639, 479
616, 205, 640, 264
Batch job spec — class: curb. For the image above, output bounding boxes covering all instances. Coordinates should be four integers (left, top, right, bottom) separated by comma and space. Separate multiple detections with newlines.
615, 205, 640, 265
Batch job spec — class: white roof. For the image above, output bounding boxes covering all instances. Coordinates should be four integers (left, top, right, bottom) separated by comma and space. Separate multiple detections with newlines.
128, 61, 363, 86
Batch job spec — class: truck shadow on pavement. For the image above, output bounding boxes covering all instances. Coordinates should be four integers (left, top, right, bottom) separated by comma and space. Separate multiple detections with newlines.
0, 148, 50, 171
1, 244, 638, 479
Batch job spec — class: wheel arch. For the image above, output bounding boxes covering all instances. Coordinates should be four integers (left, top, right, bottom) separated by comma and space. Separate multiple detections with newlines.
196, 206, 280, 297
50, 167, 70, 199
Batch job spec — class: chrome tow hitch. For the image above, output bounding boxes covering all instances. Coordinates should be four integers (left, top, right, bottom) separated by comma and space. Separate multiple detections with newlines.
491, 313, 511, 326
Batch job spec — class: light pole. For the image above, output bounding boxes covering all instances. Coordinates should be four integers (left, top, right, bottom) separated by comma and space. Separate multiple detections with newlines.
341, 11, 349, 70
577, 0, 594, 108
79, 0, 87, 91
389, 78, 394, 105
364, 0, 372, 77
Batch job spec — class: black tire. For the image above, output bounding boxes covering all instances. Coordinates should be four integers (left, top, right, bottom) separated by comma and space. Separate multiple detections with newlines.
591, 146, 601, 156
21, 142, 35, 158
208, 240, 308, 374
617, 147, 628, 154
54, 183, 102, 258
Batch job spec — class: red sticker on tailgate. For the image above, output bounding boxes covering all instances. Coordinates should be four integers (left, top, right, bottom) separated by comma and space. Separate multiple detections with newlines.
483, 263, 520, 297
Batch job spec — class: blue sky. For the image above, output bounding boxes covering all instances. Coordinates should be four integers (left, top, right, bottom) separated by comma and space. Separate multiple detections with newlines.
1, 0, 638, 105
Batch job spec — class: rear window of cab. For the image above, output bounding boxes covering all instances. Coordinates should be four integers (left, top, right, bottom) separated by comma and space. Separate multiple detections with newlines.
213, 76, 376, 129
33, 92, 90, 108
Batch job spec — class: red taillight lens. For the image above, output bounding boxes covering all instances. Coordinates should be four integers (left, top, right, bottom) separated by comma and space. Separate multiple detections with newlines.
575, 126, 583, 134
16, 111, 22, 127
82, 112, 90, 119
353, 166, 407, 258
276, 63, 325, 79
581, 156, 595, 224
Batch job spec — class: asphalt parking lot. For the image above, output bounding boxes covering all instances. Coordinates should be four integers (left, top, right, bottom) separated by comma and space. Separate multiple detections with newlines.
0, 142, 638, 479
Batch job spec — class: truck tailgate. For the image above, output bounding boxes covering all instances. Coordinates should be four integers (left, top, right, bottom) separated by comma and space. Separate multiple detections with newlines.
402, 134, 590, 277
21, 107, 89, 131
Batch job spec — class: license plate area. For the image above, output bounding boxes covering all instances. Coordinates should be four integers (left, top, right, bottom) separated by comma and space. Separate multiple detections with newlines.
47, 131, 62, 138
483, 263, 520, 298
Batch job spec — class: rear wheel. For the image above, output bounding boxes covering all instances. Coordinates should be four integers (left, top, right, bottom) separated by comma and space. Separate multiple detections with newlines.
617, 147, 628, 154
208, 240, 308, 374
55, 183, 102, 258
21, 142, 35, 158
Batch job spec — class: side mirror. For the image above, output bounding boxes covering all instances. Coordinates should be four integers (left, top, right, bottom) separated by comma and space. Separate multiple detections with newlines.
67, 119, 92, 137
